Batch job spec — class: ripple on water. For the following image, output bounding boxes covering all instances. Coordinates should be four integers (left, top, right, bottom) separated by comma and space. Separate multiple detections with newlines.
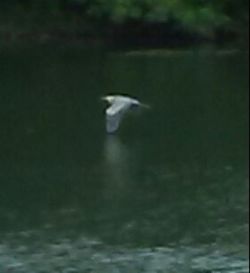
0, 231, 248, 273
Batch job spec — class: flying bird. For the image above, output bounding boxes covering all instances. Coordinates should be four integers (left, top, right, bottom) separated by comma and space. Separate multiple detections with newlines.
101, 95, 150, 134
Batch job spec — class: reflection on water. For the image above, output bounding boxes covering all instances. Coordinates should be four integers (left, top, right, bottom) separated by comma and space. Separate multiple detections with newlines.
102, 135, 133, 205
103, 135, 132, 187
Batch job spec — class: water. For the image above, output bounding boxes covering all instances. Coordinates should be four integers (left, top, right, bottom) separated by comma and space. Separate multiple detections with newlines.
0, 45, 248, 272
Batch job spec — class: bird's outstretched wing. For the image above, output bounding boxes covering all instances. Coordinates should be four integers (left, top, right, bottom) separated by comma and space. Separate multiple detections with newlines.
106, 101, 129, 133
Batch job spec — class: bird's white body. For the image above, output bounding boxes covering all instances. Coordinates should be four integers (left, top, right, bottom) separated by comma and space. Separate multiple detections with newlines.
102, 95, 148, 133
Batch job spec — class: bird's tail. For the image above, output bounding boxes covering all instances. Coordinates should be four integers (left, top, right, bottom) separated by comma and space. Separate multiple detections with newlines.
140, 103, 151, 109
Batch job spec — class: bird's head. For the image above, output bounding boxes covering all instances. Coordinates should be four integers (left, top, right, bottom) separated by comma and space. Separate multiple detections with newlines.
101, 95, 116, 104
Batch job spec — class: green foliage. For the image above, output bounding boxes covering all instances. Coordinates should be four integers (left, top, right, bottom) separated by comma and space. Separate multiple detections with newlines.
0, 0, 248, 42
80, 0, 247, 35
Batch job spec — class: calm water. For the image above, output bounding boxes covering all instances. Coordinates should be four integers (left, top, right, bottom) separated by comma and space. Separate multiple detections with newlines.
0, 45, 248, 272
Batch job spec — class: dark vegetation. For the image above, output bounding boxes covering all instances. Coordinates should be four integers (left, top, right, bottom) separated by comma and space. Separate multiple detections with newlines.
0, 0, 249, 46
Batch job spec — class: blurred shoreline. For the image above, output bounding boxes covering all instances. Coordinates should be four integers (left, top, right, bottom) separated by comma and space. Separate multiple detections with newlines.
0, 11, 248, 49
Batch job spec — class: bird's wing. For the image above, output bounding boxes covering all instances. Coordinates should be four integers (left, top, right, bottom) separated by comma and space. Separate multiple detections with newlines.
106, 101, 129, 133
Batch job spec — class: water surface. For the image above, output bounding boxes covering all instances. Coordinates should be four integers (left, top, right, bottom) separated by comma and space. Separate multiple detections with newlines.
0, 45, 248, 272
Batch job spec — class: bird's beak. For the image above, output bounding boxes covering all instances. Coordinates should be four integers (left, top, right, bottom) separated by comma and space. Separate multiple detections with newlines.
100, 97, 107, 102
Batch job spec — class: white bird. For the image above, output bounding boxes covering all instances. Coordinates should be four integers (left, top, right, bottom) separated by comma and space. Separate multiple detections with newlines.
101, 95, 150, 133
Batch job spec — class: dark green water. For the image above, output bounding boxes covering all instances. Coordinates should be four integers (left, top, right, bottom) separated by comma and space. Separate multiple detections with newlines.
0, 45, 248, 272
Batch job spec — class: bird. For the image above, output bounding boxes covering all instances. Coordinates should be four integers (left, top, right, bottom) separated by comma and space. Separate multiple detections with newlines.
101, 95, 150, 134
